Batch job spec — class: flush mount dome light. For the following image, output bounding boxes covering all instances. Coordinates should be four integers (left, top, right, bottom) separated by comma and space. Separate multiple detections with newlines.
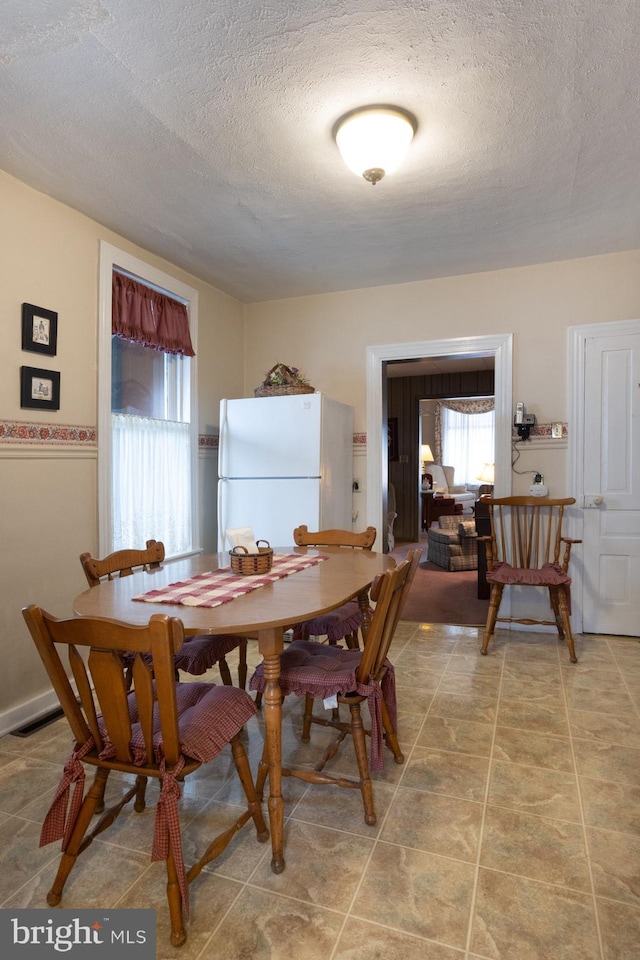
334, 105, 417, 185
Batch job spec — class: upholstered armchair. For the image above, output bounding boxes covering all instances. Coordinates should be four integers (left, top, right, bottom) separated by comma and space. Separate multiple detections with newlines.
427, 516, 479, 571
425, 464, 476, 512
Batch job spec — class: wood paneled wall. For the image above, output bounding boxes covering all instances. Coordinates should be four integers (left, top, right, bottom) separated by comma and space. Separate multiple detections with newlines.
387, 370, 495, 542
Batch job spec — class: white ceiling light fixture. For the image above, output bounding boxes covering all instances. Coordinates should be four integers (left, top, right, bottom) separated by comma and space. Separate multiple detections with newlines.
334, 105, 418, 185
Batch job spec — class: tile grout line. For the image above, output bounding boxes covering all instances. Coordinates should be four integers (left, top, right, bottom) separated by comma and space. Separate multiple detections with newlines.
561, 637, 606, 960
462, 629, 506, 959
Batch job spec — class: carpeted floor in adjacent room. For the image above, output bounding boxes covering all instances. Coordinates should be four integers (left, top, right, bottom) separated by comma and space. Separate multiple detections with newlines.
392, 535, 490, 626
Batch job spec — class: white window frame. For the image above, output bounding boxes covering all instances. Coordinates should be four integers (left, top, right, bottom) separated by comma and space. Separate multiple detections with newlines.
98, 241, 200, 557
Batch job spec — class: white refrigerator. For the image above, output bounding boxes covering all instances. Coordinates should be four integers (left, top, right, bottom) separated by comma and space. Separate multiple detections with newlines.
217, 393, 354, 551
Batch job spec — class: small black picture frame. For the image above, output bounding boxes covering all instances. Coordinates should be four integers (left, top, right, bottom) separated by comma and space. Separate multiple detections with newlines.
22, 302, 58, 356
20, 366, 61, 411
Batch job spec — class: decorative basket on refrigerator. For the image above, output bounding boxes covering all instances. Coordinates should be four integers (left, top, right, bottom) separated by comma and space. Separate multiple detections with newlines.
254, 363, 315, 397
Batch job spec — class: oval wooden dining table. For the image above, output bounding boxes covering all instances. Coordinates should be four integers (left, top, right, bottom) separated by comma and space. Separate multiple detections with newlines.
73, 544, 394, 873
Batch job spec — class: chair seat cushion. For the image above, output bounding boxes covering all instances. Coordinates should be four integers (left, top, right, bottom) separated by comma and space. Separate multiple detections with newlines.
175, 633, 243, 674
488, 562, 573, 613
100, 682, 257, 765
122, 633, 242, 675
487, 561, 570, 587
291, 600, 367, 643
249, 641, 395, 770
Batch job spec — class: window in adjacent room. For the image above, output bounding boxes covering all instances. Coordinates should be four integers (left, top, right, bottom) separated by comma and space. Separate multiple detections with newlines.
440, 400, 495, 486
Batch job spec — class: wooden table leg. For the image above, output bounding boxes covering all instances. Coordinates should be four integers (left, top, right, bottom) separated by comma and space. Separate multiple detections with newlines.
258, 627, 285, 873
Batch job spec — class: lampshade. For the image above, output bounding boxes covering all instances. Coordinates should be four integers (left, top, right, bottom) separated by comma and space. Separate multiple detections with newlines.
334, 106, 417, 185
476, 462, 495, 484
421, 444, 434, 464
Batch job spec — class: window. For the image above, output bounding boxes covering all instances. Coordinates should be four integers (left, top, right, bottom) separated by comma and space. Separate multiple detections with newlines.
111, 338, 193, 555
441, 403, 495, 486
98, 244, 199, 558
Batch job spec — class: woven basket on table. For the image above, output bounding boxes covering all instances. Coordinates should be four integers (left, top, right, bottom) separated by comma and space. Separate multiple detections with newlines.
229, 541, 273, 575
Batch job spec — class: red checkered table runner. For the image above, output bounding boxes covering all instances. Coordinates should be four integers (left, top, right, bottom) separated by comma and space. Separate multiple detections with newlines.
133, 553, 328, 608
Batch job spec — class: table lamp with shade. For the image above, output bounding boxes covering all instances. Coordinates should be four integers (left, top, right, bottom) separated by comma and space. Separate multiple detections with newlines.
476, 462, 495, 493
421, 445, 434, 485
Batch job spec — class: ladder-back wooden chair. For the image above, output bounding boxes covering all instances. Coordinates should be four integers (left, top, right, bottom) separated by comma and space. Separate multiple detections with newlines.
22, 605, 268, 948
291, 525, 377, 648
250, 556, 413, 826
253, 525, 378, 709
479, 496, 581, 662
296, 546, 422, 747
80, 541, 248, 688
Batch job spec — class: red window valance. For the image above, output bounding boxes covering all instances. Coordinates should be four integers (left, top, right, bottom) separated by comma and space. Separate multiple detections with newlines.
112, 271, 195, 357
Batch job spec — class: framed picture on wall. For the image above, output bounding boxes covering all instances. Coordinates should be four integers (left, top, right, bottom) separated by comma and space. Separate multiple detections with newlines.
388, 417, 399, 461
21, 302, 58, 356
20, 366, 61, 410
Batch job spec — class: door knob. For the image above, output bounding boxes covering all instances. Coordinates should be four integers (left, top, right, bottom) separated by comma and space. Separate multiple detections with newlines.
584, 495, 604, 508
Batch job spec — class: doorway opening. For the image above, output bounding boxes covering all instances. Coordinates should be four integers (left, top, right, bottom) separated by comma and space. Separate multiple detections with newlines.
366, 334, 512, 625
366, 334, 513, 545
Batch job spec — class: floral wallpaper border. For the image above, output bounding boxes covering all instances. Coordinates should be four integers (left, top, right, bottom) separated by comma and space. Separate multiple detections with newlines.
1, 421, 370, 449
0, 420, 96, 445
0, 421, 567, 448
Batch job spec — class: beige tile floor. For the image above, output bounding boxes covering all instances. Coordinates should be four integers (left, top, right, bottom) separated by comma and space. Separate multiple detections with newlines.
1, 624, 640, 959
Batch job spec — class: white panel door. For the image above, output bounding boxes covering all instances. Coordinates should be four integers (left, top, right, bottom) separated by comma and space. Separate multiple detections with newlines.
582, 332, 640, 635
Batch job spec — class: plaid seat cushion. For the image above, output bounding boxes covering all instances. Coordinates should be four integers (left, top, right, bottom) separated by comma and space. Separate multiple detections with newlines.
99, 682, 257, 765
122, 633, 243, 676
488, 561, 572, 612
249, 641, 396, 770
291, 600, 368, 643
487, 561, 570, 587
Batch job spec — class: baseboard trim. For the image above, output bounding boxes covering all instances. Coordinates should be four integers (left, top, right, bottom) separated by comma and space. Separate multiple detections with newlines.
0, 689, 63, 739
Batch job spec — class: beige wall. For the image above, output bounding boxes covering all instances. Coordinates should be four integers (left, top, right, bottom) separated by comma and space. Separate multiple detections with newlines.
0, 171, 244, 734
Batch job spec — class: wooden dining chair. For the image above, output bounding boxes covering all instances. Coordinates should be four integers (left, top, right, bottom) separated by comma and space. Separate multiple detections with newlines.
479, 496, 582, 662
250, 556, 413, 826
252, 524, 377, 709
21, 605, 268, 948
297, 546, 422, 736
290, 525, 378, 648
80, 541, 248, 688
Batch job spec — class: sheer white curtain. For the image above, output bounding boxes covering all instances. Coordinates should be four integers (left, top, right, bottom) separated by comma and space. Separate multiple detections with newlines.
112, 413, 192, 556
441, 407, 495, 486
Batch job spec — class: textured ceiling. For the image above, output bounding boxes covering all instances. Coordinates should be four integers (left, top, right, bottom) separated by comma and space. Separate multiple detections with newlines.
2, 1, 639, 303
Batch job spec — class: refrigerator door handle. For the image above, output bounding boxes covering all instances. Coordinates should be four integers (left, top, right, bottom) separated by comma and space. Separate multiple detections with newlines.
217, 477, 227, 552
219, 397, 228, 480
